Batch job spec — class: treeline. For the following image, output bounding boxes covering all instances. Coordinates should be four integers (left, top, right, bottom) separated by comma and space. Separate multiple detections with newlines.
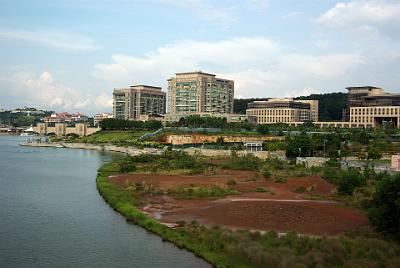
295, 92, 347, 121
0, 110, 53, 127
234, 92, 348, 121
168, 115, 253, 130
99, 118, 162, 130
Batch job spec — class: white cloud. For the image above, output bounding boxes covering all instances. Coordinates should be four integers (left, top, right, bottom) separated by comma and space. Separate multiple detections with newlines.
149, 0, 235, 27
93, 37, 365, 98
318, 1, 400, 38
0, 27, 98, 51
0, 70, 110, 112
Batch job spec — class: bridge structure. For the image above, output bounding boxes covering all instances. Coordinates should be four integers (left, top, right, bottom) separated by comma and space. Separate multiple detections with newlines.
34, 123, 100, 136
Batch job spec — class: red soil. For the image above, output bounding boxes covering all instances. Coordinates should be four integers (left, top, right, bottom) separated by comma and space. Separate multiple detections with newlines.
108, 171, 369, 236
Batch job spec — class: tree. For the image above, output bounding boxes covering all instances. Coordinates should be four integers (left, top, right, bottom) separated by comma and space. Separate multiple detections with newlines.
368, 174, 400, 237
337, 169, 366, 195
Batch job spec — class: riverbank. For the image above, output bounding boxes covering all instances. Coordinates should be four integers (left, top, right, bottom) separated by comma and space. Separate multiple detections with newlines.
20, 142, 163, 156
96, 156, 400, 268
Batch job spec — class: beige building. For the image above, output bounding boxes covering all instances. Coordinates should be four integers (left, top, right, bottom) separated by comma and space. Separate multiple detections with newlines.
297, 100, 319, 122
113, 85, 166, 120
246, 98, 318, 124
167, 71, 234, 115
347, 87, 400, 128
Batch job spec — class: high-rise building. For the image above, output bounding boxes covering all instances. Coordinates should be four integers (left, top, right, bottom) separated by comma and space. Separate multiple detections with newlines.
246, 98, 318, 124
167, 71, 234, 115
113, 85, 166, 120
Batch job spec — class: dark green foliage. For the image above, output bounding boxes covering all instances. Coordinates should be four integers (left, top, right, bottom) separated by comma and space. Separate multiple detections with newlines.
286, 132, 312, 158
222, 154, 263, 171
233, 98, 265, 114
262, 169, 271, 179
274, 177, 287, 183
255, 187, 269, 192
97, 160, 400, 268
256, 124, 270, 134
337, 169, 366, 195
368, 174, 400, 237
322, 167, 341, 183
325, 157, 341, 168
175, 115, 253, 131
295, 92, 347, 121
100, 118, 162, 130
172, 186, 239, 198
118, 157, 137, 173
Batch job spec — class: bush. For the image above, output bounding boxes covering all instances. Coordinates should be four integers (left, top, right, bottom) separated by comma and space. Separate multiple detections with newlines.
255, 187, 269, 192
337, 169, 366, 195
274, 177, 287, 183
295, 186, 306, 193
223, 154, 263, 171
368, 174, 400, 237
262, 169, 271, 179
118, 157, 136, 173
227, 179, 237, 185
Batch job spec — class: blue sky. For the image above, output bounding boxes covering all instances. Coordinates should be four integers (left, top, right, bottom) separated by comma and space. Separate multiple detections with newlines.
0, 0, 399, 115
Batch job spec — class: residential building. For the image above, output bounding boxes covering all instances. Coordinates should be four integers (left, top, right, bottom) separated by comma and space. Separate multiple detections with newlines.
113, 85, 166, 120
246, 98, 317, 124
348, 87, 400, 127
167, 71, 234, 115
42, 112, 88, 124
94, 113, 114, 127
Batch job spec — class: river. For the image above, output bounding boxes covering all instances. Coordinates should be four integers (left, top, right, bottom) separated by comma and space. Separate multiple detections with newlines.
0, 136, 209, 268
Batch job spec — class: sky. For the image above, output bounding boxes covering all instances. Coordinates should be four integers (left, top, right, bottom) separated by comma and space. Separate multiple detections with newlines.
0, 0, 399, 115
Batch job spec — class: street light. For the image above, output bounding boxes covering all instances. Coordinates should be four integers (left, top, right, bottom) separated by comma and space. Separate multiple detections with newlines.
323, 139, 327, 158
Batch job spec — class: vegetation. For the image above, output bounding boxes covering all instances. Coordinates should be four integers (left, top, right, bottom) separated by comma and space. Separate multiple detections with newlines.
167, 115, 253, 131
368, 174, 400, 238
170, 186, 239, 199
97, 159, 400, 268
295, 92, 347, 121
222, 152, 263, 171
100, 118, 162, 130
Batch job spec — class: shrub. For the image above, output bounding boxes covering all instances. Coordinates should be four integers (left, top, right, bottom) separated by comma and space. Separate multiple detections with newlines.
262, 169, 271, 179
274, 177, 287, 183
118, 158, 136, 173
368, 174, 400, 237
227, 179, 237, 186
255, 187, 269, 192
295, 186, 306, 193
223, 154, 263, 171
337, 169, 366, 195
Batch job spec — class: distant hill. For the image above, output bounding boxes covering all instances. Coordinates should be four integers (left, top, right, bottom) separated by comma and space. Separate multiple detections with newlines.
234, 92, 347, 121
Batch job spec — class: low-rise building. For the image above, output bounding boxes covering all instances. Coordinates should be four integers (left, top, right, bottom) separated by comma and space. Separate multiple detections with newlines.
246, 98, 318, 124
347, 87, 400, 128
94, 113, 114, 127
42, 112, 88, 124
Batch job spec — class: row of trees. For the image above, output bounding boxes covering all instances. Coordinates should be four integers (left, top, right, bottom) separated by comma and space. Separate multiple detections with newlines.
99, 118, 162, 130
168, 115, 253, 131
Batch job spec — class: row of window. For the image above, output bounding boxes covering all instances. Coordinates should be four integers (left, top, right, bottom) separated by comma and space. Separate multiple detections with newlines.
351, 107, 399, 115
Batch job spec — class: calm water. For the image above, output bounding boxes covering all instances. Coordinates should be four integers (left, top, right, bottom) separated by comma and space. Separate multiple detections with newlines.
0, 136, 209, 268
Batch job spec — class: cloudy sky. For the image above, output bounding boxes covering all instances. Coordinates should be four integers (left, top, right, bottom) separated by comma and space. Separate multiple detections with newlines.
0, 0, 399, 115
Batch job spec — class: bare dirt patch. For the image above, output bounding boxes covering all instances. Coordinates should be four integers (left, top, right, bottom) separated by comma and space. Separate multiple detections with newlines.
108, 171, 368, 236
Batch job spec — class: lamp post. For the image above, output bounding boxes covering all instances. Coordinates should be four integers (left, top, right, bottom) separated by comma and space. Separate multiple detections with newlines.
323, 139, 327, 158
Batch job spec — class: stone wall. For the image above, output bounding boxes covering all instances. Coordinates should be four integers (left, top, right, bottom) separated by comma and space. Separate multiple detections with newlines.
166, 134, 284, 145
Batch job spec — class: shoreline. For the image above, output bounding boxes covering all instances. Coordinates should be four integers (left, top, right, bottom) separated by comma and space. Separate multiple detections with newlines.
19, 142, 163, 156
96, 163, 219, 268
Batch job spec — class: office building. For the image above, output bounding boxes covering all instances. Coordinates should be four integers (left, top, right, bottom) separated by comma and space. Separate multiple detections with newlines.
167, 71, 234, 115
246, 98, 318, 124
348, 87, 400, 127
113, 85, 166, 120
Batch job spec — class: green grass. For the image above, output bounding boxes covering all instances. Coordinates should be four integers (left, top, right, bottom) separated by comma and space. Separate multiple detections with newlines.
96, 160, 400, 268
170, 186, 240, 199
72, 130, 149, 144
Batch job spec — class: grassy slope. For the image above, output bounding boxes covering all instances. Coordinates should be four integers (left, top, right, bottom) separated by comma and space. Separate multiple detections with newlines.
74, 130, 149, 144
96, 160, 400, 268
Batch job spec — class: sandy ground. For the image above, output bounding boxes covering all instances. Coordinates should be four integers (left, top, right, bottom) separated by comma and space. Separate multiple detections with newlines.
109, 170, 369, 236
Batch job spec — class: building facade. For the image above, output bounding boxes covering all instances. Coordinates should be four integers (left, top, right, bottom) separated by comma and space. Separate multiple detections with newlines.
347, 86, 400, 128
167, 71, 234, 115
113, 85, 166, 120
94, 113, 114, 127
246, 98, 317, 124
